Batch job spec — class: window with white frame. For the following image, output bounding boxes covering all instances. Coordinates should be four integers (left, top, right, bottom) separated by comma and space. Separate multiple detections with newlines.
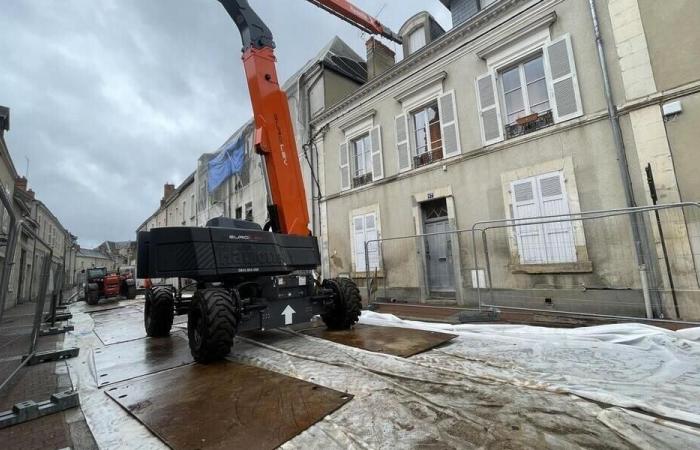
351, 133, 372, 187
407, 26, 426, 54
352, 212, 380, 272
396, 90, 461, 173
511, 171, 576, 264
476, 34, 582, 145
339, 126, 384, 191
410, 100, 443, 168
500, 54, 550, 125
244, 202, 253, 222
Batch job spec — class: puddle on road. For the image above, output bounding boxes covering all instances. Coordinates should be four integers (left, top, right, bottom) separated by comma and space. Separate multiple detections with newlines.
299, 324, 456, 357
93, 331, 193, 387
106, 361, 352, 450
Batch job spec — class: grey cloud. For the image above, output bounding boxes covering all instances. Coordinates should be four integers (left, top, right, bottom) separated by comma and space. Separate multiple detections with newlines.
1, 0, 450, 247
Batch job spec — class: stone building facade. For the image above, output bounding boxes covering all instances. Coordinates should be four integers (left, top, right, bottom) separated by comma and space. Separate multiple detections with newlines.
313, 0, 700, 320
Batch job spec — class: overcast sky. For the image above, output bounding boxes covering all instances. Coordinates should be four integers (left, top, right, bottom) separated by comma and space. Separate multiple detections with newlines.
1, 0, 451, 248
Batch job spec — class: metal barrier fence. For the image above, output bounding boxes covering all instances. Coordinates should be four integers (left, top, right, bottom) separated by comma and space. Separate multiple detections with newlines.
365, 203, 700, 322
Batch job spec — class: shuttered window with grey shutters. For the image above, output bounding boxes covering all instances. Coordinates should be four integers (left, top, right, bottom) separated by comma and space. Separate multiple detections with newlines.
544, 34, 582, 122
438, 90, 462, 157
395, 114, 411, 172
476, 72, 504, 145
370, 126, 384, 180
339, 141, 350, 191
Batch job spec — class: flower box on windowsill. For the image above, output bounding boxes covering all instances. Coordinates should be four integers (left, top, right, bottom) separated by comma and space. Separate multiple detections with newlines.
352, 173, 373, 188
506, 110, 554, 139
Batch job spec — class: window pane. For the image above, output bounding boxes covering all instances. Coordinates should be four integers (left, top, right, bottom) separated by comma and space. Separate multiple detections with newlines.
527, 78, 550, 112
412, 110, 428, 154
501, 66, 521, 92
504, 89, 524, 122
523, 56, 545, 83
408, 27, 426, 53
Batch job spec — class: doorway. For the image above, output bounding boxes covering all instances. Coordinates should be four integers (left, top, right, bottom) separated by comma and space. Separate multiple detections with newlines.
421, 198, 454, 295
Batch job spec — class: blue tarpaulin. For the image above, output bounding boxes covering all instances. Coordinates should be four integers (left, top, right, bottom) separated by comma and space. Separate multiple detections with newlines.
208, 135, 245, 193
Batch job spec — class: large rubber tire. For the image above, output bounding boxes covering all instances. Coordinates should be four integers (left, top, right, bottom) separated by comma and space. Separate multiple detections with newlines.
126, 285, 137, 300
187, 288, 238, 363
321, 278, 362, 330
86, 284, 99, 306
144, 286, 174, 337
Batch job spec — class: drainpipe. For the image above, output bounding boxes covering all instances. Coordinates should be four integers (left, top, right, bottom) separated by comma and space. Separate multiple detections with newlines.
588, 0, 658, 318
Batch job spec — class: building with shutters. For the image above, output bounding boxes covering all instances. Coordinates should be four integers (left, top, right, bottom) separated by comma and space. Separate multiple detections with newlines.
313, 0, 700, 319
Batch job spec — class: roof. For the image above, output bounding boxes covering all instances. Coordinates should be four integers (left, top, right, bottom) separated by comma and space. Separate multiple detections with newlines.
282, 36, 366, 90
77, 248, 113, 260
311, 0, 525, 126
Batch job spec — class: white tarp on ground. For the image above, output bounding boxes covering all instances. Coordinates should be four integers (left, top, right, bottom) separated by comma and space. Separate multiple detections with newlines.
359, 311, 700, 426
67, 302, 700, 449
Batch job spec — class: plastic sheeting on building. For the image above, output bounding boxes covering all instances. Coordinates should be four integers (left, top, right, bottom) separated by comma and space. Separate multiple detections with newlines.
207, 135, 245, 193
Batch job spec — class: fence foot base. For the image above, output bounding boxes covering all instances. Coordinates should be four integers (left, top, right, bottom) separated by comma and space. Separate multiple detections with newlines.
39, 325, 74, 336
23, 348, 79, 366
458, 309, 500, 323
44, 313, 72, 323
0, 391, 80, 429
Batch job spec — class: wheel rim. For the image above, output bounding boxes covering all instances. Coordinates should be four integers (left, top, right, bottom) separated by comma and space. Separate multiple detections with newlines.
189, 308, 202, 348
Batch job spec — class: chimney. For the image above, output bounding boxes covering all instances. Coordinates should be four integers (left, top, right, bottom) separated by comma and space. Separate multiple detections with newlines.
161, 183, 175, 206
27, 189, 35, 200
15, 176, 28, 192
0, 106, 9, 135
366, 37, 395, 80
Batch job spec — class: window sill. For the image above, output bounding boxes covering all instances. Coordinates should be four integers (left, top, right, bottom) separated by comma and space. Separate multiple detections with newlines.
510, 261, 592, 274
351, 270, 385, 279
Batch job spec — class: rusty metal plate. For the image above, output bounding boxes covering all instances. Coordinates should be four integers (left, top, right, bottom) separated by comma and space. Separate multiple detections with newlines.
301, 324, 457, 357
106, 362, 352, 450
94, 332, 193, 387
92, 306, 146, 345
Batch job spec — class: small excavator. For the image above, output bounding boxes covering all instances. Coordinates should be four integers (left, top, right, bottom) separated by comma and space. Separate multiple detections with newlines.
137, 0, 401, 363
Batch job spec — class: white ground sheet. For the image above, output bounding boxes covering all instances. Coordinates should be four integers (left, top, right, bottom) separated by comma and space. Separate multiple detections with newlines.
66, 303, 700, 449
359, 312, 700, 427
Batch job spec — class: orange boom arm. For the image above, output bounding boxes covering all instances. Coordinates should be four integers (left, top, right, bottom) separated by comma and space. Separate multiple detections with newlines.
218, 0, 400, 236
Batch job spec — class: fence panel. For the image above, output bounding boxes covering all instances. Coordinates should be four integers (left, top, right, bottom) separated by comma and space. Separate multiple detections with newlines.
364, 203, 700, 322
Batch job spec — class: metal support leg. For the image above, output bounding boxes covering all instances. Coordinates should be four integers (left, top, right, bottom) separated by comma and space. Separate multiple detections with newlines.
0, 391, 80, 429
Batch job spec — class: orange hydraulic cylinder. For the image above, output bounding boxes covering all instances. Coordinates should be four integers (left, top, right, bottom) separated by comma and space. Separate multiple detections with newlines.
241, 46, 310, 237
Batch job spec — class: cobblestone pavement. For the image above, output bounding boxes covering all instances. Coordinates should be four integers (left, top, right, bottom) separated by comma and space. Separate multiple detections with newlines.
0, 299, 97, 450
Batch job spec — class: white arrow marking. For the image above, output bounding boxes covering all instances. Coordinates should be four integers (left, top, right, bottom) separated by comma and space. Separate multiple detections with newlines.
282, 305, 296, 325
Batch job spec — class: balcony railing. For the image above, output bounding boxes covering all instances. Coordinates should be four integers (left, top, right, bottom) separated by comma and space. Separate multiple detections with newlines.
413, 148, 444, 168
352, 173, 373, 188
505, 110, 554, 139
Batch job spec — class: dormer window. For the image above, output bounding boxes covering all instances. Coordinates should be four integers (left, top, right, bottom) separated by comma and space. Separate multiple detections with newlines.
407, 26, 426, 54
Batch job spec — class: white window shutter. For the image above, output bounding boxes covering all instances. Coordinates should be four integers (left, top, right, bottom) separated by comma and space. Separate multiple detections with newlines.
511, 178, 546, 264
537, 173, 576, 263
352, 216, 366, 272
544, 34, 583, 123
476, 72, 504, 146
364, 213, 379, 270
395, 114, 411, 172
370, 126, 384, 180
438, 90, 462, 157
339, 141, 350, 191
